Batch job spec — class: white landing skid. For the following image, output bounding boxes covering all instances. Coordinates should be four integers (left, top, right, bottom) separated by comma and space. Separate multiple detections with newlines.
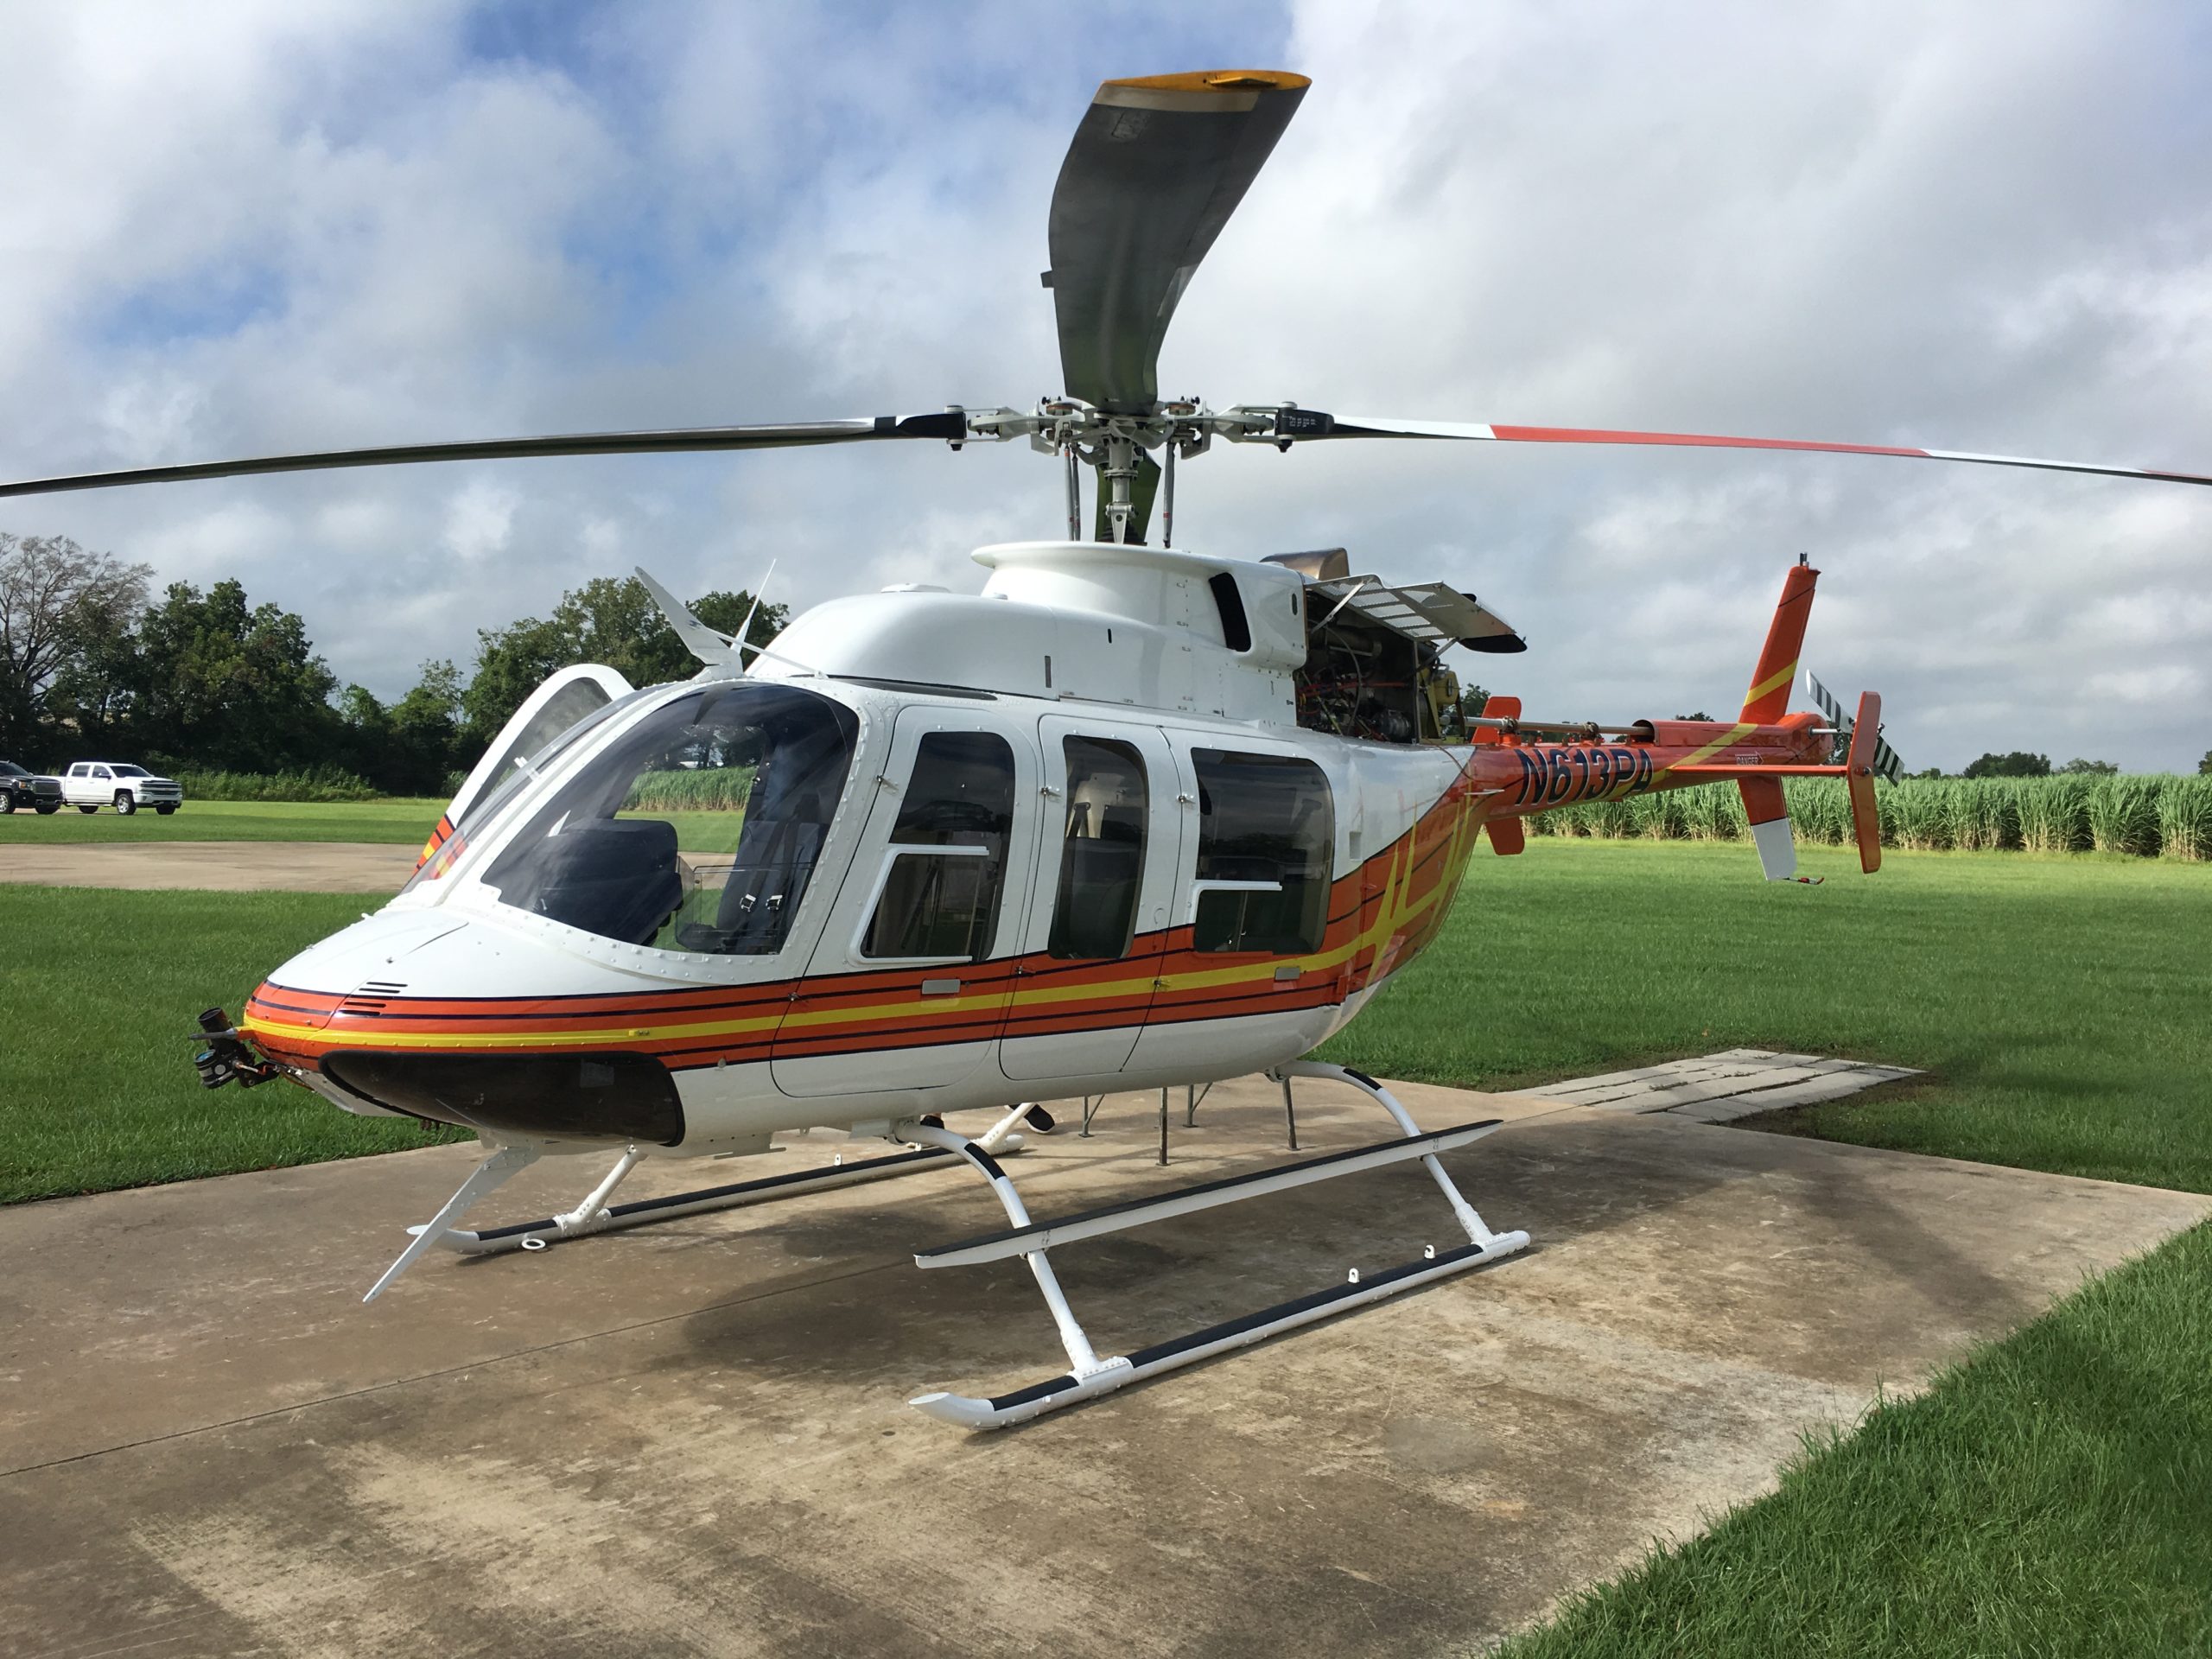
365, 1103, 1048, 1300
904, 1062, 1530, 1430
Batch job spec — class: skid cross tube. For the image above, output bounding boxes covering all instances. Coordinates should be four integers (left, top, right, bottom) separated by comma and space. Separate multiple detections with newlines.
915, 1119, 1505, 1268
903, 1069, 1529, 1430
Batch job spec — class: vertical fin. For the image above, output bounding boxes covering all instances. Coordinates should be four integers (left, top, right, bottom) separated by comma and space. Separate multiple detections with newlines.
1741, 563, 1820, 722
1484, 817, 1525, 856
1738, 776, 1796, 880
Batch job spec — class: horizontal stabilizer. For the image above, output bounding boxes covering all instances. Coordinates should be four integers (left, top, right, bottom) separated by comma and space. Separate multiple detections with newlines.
1846, 690, 1885, 873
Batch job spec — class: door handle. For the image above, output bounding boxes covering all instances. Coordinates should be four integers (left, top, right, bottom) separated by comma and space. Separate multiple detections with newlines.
920, 978, 962, 997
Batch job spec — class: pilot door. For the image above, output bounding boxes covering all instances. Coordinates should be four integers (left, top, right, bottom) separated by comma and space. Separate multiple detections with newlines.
1000, 718, 1185, 1081
772, 706, 1037, 1097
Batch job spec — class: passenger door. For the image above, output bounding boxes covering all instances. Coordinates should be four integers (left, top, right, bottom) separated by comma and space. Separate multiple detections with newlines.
773, 705, 1037, 1097
1123, 741, 1341, 1077
1000, 717, 1185, 1081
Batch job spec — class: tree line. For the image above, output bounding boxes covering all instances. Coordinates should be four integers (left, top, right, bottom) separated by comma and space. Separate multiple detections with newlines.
0, 532, 784, 796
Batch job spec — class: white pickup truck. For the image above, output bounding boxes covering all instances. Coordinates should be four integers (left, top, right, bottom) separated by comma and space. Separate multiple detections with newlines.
60, 761, 185, 816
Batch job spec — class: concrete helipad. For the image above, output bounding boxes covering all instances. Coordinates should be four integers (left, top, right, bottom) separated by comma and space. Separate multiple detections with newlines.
0, 839, 416, 892
1, 1076, 2202, 1658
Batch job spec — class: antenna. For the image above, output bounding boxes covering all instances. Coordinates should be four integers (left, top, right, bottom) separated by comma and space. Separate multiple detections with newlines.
732, 558, 779, 660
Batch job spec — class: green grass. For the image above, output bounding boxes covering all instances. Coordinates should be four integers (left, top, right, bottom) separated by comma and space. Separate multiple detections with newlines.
0, 887, 468, 1203
1497, 1224, 2212, 1657
1325, 837, 2212, 1192
0, 798, 444, 844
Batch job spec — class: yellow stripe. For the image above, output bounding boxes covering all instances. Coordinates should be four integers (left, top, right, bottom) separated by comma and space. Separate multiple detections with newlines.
242, 1008, 785, 1052
246, 797, 1491, 1059
1652, 721, 1759, 785
1741, 658, 1796, 711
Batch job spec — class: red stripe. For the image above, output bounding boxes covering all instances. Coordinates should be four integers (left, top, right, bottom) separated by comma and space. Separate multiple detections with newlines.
250, 774, 1501, 1077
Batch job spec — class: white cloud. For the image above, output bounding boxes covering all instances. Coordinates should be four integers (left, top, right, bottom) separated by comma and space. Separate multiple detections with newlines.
441, 479, 518, 561
1, 1, 2207, 770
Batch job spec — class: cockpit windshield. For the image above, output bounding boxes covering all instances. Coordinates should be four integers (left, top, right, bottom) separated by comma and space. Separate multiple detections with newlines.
477, 683, 858, 956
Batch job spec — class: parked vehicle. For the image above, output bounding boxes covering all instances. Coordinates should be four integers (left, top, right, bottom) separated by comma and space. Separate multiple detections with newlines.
0, 760, 64, 814
60, 761, 185, 816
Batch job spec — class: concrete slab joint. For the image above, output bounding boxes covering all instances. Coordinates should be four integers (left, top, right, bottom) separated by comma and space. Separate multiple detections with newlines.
1508, 1049, 1922, 1123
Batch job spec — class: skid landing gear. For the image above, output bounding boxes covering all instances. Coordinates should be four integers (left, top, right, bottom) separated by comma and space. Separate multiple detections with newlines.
903, 1062, 1529, 1430
360, 1103, 1049, 1300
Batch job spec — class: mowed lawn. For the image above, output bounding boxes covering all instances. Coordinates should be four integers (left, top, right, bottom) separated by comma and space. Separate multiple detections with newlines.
0, 797, 757, 849
0, 887, 469, 1204
1328, 836, 2212, 1192
0, 798, 446, 844
3, 840, 2209, 1651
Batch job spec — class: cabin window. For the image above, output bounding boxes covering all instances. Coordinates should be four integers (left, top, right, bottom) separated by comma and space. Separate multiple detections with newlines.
1208, 572, 1253, 652
469, 677, 615, 821
479, 683, 857, 955
861, 732, 1016, 961
1189, 750, 1333, 954
1046, 736, 1148, 959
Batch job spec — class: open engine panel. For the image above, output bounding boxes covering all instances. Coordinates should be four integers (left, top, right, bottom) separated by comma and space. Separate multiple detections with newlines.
1265, 550, 1526, 747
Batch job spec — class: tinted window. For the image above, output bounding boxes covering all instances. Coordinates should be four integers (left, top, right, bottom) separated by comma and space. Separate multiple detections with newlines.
861, 732, 1015, 960
1047, 736, 1147, 960
1190, 750, 1333, 954
480, 683, 857, 955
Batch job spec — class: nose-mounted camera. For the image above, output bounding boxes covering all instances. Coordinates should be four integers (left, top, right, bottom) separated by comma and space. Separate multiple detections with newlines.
193, 1007, 283, 1090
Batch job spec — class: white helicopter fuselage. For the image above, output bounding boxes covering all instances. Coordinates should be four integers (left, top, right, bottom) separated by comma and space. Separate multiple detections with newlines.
242, 543, 1492, 1156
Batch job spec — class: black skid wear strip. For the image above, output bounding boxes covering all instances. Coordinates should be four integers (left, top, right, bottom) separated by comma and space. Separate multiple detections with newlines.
982, 1242, 1494, 1412
470, 1147, 954, 1240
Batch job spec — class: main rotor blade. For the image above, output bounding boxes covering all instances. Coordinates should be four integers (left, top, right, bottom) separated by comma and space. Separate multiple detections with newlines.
1048, 70, 1308, 416
1270, 411, 2212, 487
0, 412, 970, 499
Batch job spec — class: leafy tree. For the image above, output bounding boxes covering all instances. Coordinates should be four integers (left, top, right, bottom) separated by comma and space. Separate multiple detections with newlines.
127, 579, 340, 772
463, 577, 785, 746
1674, 711, 1714, 723
0, 533, 149, 758
1964, 751, 2052, 779
2057, 757, 2120, 775
2202, 750, 2212, 777
335, 661, 467, 796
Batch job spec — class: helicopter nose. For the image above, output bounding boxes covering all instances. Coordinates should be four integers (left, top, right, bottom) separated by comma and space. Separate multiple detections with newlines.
317, 1050, 684, 1146
238, 912, 687, 1147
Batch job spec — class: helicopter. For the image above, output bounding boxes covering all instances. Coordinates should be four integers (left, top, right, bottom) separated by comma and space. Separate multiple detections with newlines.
7, 69, 2205, 1430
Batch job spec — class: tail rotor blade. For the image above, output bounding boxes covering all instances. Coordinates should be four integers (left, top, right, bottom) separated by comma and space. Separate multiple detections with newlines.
1048, 71, 1308, 415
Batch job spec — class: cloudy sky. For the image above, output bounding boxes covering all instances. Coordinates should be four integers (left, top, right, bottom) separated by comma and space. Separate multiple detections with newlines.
3, 1, 2207, 770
